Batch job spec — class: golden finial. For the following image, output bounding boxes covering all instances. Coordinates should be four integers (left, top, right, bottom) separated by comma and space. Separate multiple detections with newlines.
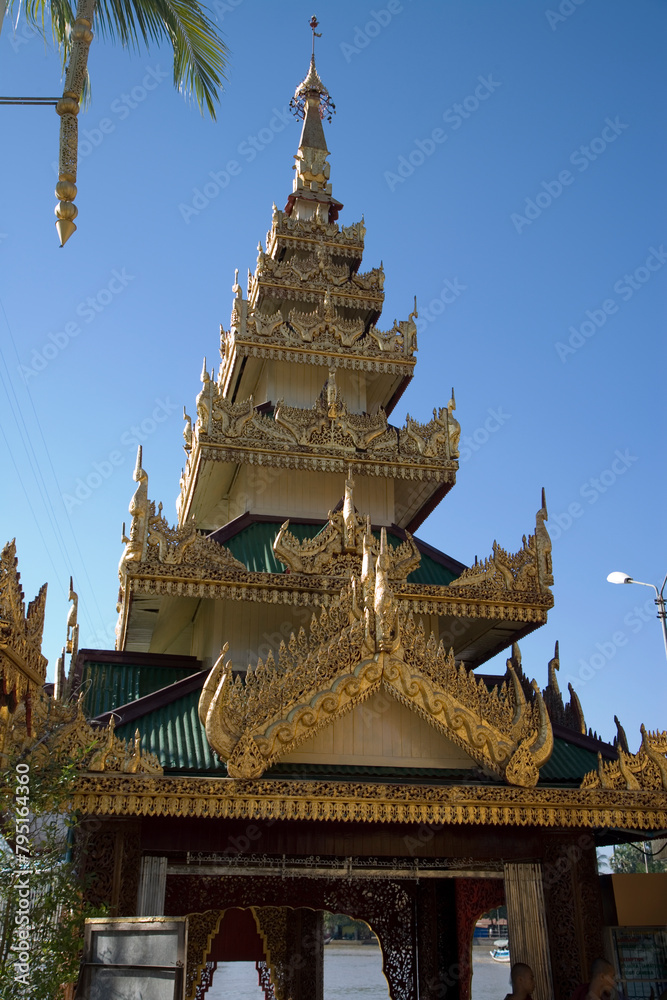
134, 445, 144, 482
291, 17, 335, 124
66, 575, 78, 653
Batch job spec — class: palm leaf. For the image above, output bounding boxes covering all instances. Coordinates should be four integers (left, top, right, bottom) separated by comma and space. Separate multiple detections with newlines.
9, 0, 227, 118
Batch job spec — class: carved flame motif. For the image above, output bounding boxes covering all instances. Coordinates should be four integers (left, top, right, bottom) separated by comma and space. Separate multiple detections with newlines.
581, 726, 667, 791
0, 539, 48, 700
186, 375, 457, 471
541, 640, 586, 735
448, 491, 553, 597
119, 451, 245, 578
273, 479, 420, 581
5, 692, 162, 774
199, 532, 553, 784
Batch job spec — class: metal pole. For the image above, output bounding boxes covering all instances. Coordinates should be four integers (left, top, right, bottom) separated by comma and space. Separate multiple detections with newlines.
628, 574, 667, 665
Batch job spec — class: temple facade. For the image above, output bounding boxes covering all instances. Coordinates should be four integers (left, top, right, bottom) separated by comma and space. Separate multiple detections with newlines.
3, 33, 666, 1000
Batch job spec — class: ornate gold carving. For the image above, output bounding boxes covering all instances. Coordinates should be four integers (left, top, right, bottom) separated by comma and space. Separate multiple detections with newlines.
273, 479, 420, 580
196, 360, 216, 435
541, 640, 586, 734
185, 910, 224, 1000
199, 549, 552, 784
183, 375, 456, 483
119, 446, 150, 572
447, 491, 553, 599
70, 772, 667, 831
117, 452, 245, 638
5, 689, 163, 774
227, 291, 417, 365
400, 398, 460, 461
252, 907, 289, 1000
0, 539, 48, 702
614, 714, 629, 753
54, 0, 95, 245
581, 725, 667, 791
267, 206, 366, 254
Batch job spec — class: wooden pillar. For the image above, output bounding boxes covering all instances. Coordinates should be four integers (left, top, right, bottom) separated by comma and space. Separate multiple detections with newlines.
417, 881, 441, 1000
503, 862, 554, 1000
285, 909, 323, 1000
542, 836, 605, 1000
254, 907, 323, 1000
137, 856, 168, 916
76, 818, 141, 915
111, 821, 143, 916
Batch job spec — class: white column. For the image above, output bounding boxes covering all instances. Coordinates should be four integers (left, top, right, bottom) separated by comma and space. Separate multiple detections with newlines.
503, 861, 554, 1000
137, 856, 167, 916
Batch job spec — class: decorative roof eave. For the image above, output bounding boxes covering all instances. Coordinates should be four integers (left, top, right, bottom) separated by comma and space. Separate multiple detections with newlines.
69, 772, 667, 832
176, 445, 456, 533
121, 487, 552, 627
227, 338, 417, 376
185, 372, 456, 460
249, 278, 384, 313
581, 726, 667, 792
193, 441, 457, 481
266, 207, 366, 256
122, 572, 553, 618
200, 648, 553, 787
116, 449, 246, 648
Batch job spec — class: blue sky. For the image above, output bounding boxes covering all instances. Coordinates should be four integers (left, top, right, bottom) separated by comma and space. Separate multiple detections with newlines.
0, 0, 665, 750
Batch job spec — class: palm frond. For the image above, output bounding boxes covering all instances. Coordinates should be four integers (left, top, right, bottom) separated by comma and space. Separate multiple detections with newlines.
8, 0, 228, 118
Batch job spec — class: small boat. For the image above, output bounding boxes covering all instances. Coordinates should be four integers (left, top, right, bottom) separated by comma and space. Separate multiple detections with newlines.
490, 941, 510, 962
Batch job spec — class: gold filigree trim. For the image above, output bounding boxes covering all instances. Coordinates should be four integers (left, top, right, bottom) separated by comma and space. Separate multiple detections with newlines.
70, 774, 667, 831
4, 691, 163, 775
0, 539, 48, 698
581, 726, 667, 791
199, 534, 552, 786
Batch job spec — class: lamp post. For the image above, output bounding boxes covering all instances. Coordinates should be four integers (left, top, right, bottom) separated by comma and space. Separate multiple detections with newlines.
607, 571, 667, 664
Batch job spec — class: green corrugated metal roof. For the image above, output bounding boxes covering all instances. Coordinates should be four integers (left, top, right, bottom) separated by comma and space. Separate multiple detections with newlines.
81, 660, 197, 718
115, 693, 597, 784
539, 737, 599, 784
225, 521, 324, 573
223, 520, 459, 585
115, 687, 226, 773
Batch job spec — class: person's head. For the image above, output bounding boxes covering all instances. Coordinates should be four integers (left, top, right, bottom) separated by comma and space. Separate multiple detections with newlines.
590, 958, 616, 997
511, 962, 536, 996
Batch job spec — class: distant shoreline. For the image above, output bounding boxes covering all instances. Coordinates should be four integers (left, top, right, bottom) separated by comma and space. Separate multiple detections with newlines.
326, 939, 380, 948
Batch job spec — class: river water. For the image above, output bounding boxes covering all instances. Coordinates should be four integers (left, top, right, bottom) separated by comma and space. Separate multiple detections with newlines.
207, 943, 511, 998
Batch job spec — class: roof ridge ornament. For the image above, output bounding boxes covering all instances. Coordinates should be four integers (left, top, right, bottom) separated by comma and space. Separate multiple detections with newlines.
287, 16, 338, 219
290, 17, 335, 125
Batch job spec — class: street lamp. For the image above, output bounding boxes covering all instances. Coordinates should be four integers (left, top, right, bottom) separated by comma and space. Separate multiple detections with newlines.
607, 571, 667, 664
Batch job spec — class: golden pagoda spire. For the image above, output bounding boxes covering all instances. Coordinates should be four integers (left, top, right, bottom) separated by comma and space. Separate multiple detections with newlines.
288, 16, 339, 220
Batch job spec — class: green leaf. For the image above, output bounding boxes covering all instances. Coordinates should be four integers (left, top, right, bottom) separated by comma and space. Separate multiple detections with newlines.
8, 0, 228, 118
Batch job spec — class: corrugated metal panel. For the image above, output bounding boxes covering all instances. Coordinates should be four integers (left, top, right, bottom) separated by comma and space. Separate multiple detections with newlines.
115, 689, 225, 773
223, 520, 458, 585
406, 550, 458, 586
539, 738, 598, 784
115, 702, 597, 783
81, 661, 197, 718
225, 522, 321, 573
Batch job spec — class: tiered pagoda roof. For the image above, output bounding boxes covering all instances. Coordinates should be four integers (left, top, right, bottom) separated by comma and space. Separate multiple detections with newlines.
71, 42, 666, 841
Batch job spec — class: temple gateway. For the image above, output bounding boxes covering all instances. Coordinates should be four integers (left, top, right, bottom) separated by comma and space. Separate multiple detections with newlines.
2, 30, 666, 1000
